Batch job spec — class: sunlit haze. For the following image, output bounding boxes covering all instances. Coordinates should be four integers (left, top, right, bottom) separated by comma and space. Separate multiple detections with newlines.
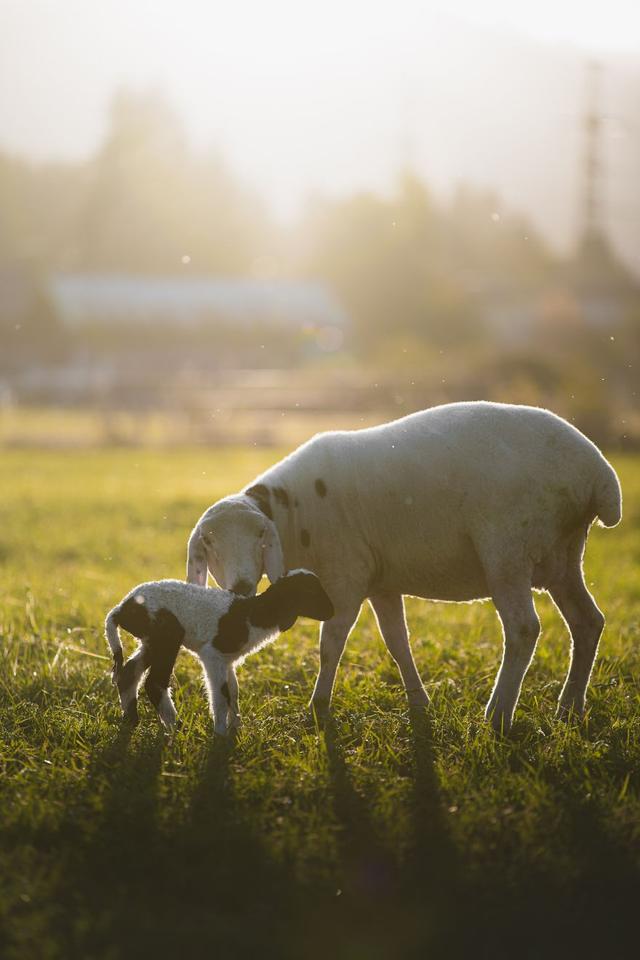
1, 0, 639, 265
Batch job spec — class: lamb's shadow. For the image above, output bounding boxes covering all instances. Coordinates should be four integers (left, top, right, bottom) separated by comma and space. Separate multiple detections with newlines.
53, 726, 304, 958
160, 735, 305, 958
41, 721, 167, 957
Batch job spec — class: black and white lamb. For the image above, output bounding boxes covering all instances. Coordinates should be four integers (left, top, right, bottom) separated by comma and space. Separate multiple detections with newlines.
104, 570, 334, 735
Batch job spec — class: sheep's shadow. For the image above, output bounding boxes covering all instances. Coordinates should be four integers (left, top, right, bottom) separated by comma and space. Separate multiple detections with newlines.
495, 755, 640, 960
402, 707, 472, 957
322, 716, 399, 899
319, 708, 468, 958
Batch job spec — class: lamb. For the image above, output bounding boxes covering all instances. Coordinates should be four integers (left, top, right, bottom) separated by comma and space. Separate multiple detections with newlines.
104, 569, 334, 735
186, 402, 622, 733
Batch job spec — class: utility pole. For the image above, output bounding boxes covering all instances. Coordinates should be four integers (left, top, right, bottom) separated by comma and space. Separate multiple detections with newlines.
581, 60, 606, 254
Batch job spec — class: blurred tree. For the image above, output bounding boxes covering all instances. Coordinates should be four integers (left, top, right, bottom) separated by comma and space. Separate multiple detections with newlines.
80, 89, 271, 274
302, 172, 482, 353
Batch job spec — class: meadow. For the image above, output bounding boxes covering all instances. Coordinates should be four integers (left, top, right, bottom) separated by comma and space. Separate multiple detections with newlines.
0, 447, 639, 959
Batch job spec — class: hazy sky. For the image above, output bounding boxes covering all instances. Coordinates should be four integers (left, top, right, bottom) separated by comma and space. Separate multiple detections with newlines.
1, 1, 639, 265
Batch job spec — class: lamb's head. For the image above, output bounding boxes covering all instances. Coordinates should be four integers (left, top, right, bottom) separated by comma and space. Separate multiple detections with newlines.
280, 569, 335, 621
187, 495, 284, 595
259, 570, 335, 630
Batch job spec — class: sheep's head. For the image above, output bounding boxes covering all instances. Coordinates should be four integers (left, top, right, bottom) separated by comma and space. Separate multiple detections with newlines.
187, 495, 284, 595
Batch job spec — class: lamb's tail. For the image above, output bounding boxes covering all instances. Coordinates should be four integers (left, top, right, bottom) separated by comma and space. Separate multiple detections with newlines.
105, 606, 124, 681
593, 458, 622, 528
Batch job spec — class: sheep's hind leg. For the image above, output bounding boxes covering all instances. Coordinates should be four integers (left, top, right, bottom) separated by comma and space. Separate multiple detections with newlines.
548, 556, 605, 720
115, 646, 149, 725
485, 576, 541, 734
370, 592, 429, 708
309, 603, 362, 719
143, 609, 184, 731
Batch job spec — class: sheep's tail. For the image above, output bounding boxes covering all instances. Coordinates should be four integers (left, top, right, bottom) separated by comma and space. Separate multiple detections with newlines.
105, 606, 124, 681
593, 457, 622, 528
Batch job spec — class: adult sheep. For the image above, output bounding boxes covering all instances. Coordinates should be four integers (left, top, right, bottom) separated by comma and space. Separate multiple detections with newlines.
186, 402, 621, 732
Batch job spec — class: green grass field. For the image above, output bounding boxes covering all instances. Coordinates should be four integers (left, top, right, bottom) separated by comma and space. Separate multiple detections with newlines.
1, 448, 639, 959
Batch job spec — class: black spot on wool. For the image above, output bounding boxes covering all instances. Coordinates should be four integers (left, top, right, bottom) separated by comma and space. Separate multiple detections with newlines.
116, 595, 153, 639
273, 486, 290, 509
221, 682, 231, 705
315, 478, 327, 497
212, 581, 302, 655
144, 608, 184, 708
213, 599, 250, 654
245, 483, 273, 520
301, 528, 311, 548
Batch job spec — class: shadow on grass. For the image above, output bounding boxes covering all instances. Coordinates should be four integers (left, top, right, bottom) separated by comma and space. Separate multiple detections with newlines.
403, 707, 474, 959
318, 708, 469, 960
467, 734, 640, 960
60, 728, 307, 959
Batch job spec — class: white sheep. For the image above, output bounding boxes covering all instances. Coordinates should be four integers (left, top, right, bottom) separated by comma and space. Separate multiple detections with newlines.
187, 402, 622, 733
104, 569, 334, 734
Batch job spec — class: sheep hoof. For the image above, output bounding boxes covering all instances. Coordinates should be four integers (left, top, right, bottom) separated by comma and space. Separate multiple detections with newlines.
485, 705, 513, 736
556, 702, 584, 722
407, 688, 430, 708
123, 702, 139, 726
309, 696, 331, 724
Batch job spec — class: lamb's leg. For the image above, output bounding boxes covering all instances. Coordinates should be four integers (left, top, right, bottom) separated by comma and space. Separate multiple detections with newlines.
309, 602, 362, 718
549, 562, 605, 719
226, 665, 241, 729
115, 645, 149, 725
143, 609, 184, 731
199, 647, 231, 736
485, 577, 541, 734
370, 592, 429, 708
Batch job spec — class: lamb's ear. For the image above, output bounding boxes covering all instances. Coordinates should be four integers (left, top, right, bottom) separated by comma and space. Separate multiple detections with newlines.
187, 526, 208, 586
262, 519, 284, 583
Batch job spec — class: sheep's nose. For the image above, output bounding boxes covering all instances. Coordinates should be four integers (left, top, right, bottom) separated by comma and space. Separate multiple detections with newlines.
232, 579, 254, 597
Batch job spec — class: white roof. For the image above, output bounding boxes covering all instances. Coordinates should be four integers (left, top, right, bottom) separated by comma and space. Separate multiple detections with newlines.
49, 273, 348, 328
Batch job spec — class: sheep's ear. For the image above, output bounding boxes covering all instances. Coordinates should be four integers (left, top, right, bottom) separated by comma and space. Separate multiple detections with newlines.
262, 520, 284, 583
187, 526, 208, 586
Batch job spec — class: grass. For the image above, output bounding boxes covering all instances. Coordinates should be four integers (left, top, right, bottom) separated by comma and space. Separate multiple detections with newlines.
1, 447, 639, 959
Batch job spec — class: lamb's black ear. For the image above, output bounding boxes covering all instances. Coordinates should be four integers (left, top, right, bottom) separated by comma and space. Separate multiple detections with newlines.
285, 571, 334, 622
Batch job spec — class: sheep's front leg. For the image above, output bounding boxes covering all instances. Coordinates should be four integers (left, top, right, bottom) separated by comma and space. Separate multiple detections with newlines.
199, 647, 231, 736
309, 603, 362, 718
485, 578, 541, 734
370, 592, 429, 708
226, 665, 241, 729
